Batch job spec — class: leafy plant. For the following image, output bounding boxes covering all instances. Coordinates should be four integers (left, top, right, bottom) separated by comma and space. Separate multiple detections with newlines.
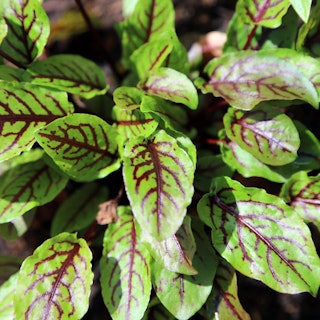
0, 0, 319, 319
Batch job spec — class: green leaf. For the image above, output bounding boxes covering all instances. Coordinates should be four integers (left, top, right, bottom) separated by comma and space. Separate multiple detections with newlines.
0, 82, 73, 162
280, 171, 320, 229
198, 176, 320, 296
290, 0, 312, 23
239, 0, 290, 28
123, 130, 195, 240
14, 233, 93, 319
100, 207, 151, 320
0, 0, 50, 66
138, 67, 198, 110
140, 96, 188, 134
130, 37, 173, 79
0, 65, 24, 81
0, 256, 22, 285
0, 272, 18, 319
194, 155, 234, 192
152, 220, 218, 320
0, 153, 68, 224
196, 50, 319, 110
113, 106, 158, 145
200, 259, 250, 320
139, 215, 197, 275
51, 183, 108, 236
24, 54, 109, 99
117, 0, 175, 66
113, 86, 144, 110
0, 19, 7, 45
35, 114, 121, 182
223, 105, 300, 165
0, 209, 35, 240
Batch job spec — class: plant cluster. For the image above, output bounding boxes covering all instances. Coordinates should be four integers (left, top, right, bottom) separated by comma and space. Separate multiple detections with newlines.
0, 0, 319, 319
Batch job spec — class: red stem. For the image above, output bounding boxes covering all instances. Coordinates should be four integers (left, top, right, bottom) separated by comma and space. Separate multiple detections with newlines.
243, 25, 258, 50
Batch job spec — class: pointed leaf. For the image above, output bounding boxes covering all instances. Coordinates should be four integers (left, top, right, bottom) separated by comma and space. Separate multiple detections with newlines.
198, 176, 320, 296
196, 51, 318, 110
152, 220, 218, 320
290, 0, 312, 23
140, 96, 188, 134
117, 0, 175, 65
0, 153, 68, 224
123, 130, 195, 240
239, 0, 290, 28
0, 82, 73, 162
113, 86, 144, 110
35, 114, 121, 182
24, 54, 109, 99
223, 105, 300, 165
0, 256, 22, 284
130, 38, 173, 79
0, 272, 18, 319
138, 67, 198, 110
113, 106, 158, 145
281, 171, 320, 229
139, 215, 197, 275
100, 207, 151, 320
14, 233, 93, 319
200, 259, 250, 320
0, 0, 50, 66
51, 183, 108, 236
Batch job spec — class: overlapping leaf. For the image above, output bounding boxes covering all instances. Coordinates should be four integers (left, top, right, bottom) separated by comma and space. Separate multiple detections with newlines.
117, 0, 175, 65
140, 215, 197, 275
0, 153, 68, 224
51, 183, 108, 236
139, 67, 198, 109
0, 19, 7, 45
113, 86, 144, 110
0, 256, 22, 285
0, 65, 24, 81
281, 171, 320, 229
0, 82, 73, 162
239, 0, 290, 28
200, 259, 250, 320
196, 50, 318, 110
0, 0, 50, 66
100, 207, 151, 320
290, 0, 312, 23
14, 233, 93, 320
35, 114, 121, 182
223, 105, 300, 165
152, 220, 218, 320
123, 130, 194, 240
0, 272, 18, 319
198, 176, 320, 296
24, 54, 109, 99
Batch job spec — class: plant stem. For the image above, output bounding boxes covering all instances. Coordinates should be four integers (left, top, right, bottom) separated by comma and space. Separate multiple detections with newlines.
243, 25, 258, 50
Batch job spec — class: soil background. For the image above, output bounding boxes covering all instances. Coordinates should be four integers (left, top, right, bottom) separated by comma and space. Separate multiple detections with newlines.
1, 0, 319, 319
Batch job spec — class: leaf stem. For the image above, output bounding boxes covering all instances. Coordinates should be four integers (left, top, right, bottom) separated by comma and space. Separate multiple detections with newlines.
243, 25, 258, 50
206, 138, 227, 145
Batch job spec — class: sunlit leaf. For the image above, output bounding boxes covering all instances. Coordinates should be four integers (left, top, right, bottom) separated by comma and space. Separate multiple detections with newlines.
0, 152, 68, 224
0, 19, 7, 45
196, 50, 318, 110
281, 171, 320, 229
200, 258, 250, 320
198, 176, 320, 296
239, 0, 290, 28
138, 67, 198, 110
117, 0, 175, 66
51, 183, 108, 236
223, 105, 300, 165
152, 220, 218, 319
100, 207, 151, 320
0, 256, 22, 285
14, 233, 93, 319
123, 130, 194, 240
24, 54, 109, 99
0, 82, 73, 162
0, 0, 50, 67
0, 272, 18, 319
113, 86, 144, 110
139, 215, 197, 275
290, 0, 312, 23
35, 113, 121, 182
